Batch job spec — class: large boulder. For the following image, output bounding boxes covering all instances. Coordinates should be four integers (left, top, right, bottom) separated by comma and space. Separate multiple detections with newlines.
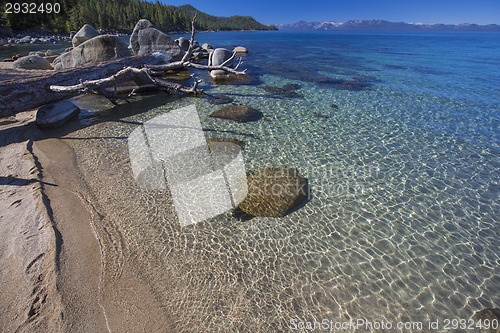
72, 24, 99, 47
129, 19, 182, 61
208, 48, 233, 67
53, 35, 132, 70
13, 55, 53, 70
209, 105, 263, 123
237, 167, 309, 217
129, 19, 153, 52
175, 37, 190, 53
208, 48, 234, 81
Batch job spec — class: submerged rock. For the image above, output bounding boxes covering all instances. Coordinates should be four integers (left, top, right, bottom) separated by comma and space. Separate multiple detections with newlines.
13, 55, 53, 70
472, 308, 500, 333
207, 137, 245, 150
209, 69, 229, 81
209, 105, 263, 123
129, 19, 182, 61
209, 48, 233, 67
162, 68, 191, 82
53, 35, 132, 70
72, 24, 99, 47
311, 76, 380, 91
206, 94, 233, 105
36, 100, 80, 129
260, 85, 301, 98
45, 50, 59, 56
209, 48, 234, 81
237, 167, 309, 217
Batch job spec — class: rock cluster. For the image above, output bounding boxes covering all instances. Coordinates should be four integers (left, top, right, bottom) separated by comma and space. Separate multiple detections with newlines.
3, 20, 248, 75
36, 100, 80, 129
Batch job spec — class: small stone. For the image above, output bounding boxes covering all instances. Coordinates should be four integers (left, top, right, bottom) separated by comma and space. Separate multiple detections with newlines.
36, 100, 80, 129
13, 55, 53, 70
202, 43, 213, 50
282, 83, 301, 90
233, 46, 248, 54
207, 137, 245, 150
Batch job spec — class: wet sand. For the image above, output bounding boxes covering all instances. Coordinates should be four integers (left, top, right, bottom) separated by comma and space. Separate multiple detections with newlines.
0, 111, 107, 332
0, 105, 173, 332
0, 111, 63, 332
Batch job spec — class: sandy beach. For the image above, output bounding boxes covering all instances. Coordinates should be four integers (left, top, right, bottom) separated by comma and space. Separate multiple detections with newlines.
0, 59, 177, 330
0, 97, 111, 331
0, 110, 63, 332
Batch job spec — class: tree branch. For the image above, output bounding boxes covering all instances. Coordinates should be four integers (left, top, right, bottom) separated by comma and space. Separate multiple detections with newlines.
181, 14, 197, 64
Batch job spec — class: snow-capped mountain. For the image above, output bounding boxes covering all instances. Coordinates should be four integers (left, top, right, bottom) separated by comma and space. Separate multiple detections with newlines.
275, 20, 500, 31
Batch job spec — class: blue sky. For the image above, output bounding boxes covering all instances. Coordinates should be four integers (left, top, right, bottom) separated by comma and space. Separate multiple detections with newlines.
161, 0, 500, 25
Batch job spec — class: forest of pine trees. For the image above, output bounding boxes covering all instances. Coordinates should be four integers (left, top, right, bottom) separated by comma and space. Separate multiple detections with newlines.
0, 0, 276, 34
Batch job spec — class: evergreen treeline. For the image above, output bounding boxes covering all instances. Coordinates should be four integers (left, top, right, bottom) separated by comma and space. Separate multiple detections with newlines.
1, 0, 276, 34
1, 0, 78, 33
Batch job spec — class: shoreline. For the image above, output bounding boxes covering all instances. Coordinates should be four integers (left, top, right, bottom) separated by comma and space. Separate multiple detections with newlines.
0, 111, 109, 331
0, 112, 63, 332
0, 104, 175, 331
34, 137, 108, 332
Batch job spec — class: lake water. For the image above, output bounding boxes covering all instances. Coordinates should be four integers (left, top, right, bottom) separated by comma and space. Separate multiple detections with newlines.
38, 31, 500, 331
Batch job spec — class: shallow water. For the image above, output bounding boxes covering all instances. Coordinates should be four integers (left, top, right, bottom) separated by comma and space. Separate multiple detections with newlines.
62, 31, 498, 331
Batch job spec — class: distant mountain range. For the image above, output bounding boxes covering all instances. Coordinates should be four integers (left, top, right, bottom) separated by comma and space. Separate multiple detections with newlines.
276, 20, 500, 32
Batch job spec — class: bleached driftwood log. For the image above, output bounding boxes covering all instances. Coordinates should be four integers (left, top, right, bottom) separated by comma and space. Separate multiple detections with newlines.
0, 54, 162, 117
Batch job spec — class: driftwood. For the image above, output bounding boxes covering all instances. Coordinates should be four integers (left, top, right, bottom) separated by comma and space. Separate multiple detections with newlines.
0, 15, 247, 117
0, 54, 163, 117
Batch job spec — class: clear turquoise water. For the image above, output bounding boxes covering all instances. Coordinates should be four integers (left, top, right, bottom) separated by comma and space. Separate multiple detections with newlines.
66, 31, 499, 331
